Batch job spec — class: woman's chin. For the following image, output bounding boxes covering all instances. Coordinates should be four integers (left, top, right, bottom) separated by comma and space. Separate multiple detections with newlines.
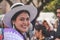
21, 29, 28, 33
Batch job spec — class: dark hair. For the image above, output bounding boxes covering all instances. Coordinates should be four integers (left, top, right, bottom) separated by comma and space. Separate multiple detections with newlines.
35, 24, 50, 37
55, 5, 60, 15
35, 24, 46, 31
56, 5, 60, 9
11, 10, 30, 21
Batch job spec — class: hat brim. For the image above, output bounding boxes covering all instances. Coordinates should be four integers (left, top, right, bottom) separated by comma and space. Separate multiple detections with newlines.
3, 5, 37, 27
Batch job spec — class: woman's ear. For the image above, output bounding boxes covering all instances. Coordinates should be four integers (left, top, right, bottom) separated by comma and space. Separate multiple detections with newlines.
11, 20, 15, 24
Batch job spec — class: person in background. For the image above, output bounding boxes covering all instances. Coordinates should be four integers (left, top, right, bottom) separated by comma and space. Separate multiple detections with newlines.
31, 24, 50, 40
42, 20, 50, 31
3, 5, 37, 40
54, 5, 60, 40
42, 20, 55, 40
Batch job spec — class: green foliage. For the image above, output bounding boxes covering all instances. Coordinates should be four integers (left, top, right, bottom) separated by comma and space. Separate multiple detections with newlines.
57, 0, 60, 5
43, 0, 58, 12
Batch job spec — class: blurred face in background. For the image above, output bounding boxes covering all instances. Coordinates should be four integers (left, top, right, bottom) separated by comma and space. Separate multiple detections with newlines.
35, 29, 44, 40
56, 9, 60, 20
42, 20, 50, 30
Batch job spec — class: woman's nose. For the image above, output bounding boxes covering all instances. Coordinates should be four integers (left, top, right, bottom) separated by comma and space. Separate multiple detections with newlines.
23, 20, 28, 25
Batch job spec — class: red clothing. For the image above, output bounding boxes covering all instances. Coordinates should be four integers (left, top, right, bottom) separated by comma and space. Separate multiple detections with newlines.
0, 35, 3, 40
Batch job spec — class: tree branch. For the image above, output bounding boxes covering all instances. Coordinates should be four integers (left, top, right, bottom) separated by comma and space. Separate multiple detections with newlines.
6, 0, 13, 6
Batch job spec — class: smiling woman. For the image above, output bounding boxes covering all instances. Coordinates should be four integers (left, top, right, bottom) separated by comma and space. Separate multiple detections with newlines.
3, 5, 37, 40
11, 10, 30, 33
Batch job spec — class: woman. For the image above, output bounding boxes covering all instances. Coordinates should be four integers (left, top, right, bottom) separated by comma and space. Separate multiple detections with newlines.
11, 3, 34, 40
3, 5, 37, 40
42, 20, 50, 31
42, 20, 55, 40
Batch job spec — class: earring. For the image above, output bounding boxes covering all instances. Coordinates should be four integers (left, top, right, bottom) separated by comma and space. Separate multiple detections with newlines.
13, 23, 15, 29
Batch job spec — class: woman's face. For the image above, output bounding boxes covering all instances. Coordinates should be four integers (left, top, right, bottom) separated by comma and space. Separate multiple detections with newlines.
35, 29, 44, 39
35, 30, 42, 38
13, 12, 30, 33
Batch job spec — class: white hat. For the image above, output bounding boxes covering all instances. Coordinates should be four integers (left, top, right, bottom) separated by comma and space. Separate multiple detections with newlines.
3, 5, 37, 27
11, 3, 24, 9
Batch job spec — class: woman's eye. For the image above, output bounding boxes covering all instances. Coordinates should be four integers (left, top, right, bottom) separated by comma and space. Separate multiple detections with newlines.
20, 17, 29, 21
20, 18, 24, 21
